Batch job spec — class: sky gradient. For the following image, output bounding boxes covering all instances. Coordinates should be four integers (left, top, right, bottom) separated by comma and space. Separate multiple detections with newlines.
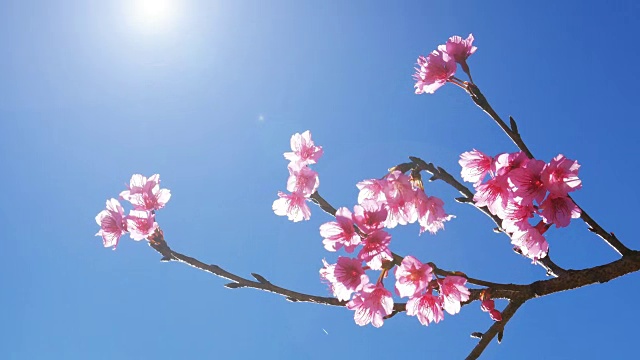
1, 1, 639, 359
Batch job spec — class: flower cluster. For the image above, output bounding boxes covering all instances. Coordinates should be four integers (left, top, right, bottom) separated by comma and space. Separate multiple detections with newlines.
312, 152, 460, 327
414, 34, 477, 94
460, 150, 582, 261
95, 174, 171, 249
272, 131, 323, 222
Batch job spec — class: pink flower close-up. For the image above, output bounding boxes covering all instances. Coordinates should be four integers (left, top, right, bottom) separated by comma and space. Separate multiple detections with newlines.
120, 174, 171, 211
413, 50, 457, 94
539, 195, 581, 228
272, 191, 311, 222
406, 290, 444, 326
352, 200, 388, 234
395, 256, 433, 298
95, 198, 127, 248
473, 175, 512, 219
541, 154, 582, 196
492, 151, 529, 177
501, 200, 536, 233
459, 149, 493, 186
415, 191, 454, 234
356, 178, 387, 205
438, 276, 470, 315
511, 226, 549, 261
346, 283, 394, 328
508, 159, 547, 205
320, 257, 369, 301
286, 165, 319, 196
126, 210, 158, 241
283, 130, 323, 167
438, 34, 477, 79
320, 207, 361, 253
357, 230, 392, 263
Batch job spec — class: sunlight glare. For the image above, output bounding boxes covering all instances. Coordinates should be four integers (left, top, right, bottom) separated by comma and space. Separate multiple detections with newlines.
128, 0, 178, 33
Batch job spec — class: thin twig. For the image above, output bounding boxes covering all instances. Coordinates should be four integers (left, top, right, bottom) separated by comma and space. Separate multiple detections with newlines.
466, 300, 524, 360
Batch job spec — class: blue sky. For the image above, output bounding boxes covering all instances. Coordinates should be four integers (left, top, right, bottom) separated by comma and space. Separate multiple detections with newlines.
1, 1, 639, 359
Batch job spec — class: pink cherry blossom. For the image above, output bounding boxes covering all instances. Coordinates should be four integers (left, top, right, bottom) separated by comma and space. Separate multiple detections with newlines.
473, 175, 512, 219
539, 195, 581, 228
415, 191, 455, 234
508, 159, 547, 205
272, 191, 311, 222
439, 34, 477, 80
120, 174, 171, 211
395, 256, 433, 298
346, 283, 393, 328
541, 154, 582, 196
286, 165, 319, 196
95, 198, 127, 248
492, 151, 529, 177
353, 200, 388, 234
283, 130, 323, 167
511, 226, 549, 261
383, 171, 417, 228
320, 257, 369, 301
459, 149, 493, 186
358, 230, 392, 263
438, 276, 470, 315
413, 50, 457, 94
365, 251, 394, 271
501, 200, 536, 233
356, 178, 386, 204
406, 290, 444, 326
320, 207, 361, 253
126, 210, 158, 241
480, 299, 502, 321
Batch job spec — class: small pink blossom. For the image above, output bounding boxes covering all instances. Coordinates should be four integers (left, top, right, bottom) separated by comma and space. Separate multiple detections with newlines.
356, 179, 387, 204
539, 195, 581, 228
413, 50, 457, 94
353, 200, 388, 234
511, 226, 549, 261
439, 34, 477, 79
120, 174, 171, 211
346, 283, 394, 328
480, 299, 502, 321
493, 152, 529, 177
95, 198, 127, 248
415, 191, 455, 234
272, 191, 311, 222
502, 200, 536, 233
473, 175, 512, 219
406, 290, 444, 326
283, 130, 323, 167
438, 276, 470, 315
365, 251, 394, 271
320, 207, 361, 253
459, 149, 493, 186
126, 210, 158, 241
383, 171, 417, 228
541, 154, 582, 196
286, 165, 319, 196
395, 256, 433, 298
358, 230, 392, 263
320, 257, 369, 301
508, 159, 547, 205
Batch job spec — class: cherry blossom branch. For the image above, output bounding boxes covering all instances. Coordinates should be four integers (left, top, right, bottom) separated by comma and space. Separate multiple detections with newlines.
466, 300, 524, 360
147, 229, 345, 307
398, 157, 566, 277
465, 83, 632, 257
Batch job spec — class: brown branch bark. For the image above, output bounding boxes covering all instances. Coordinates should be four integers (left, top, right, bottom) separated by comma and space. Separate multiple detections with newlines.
466, 300, 524, 360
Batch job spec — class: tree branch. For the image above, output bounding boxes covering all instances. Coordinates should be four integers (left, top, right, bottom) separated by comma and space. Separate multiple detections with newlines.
466, 83, 632, 257
466, 300, 524, 360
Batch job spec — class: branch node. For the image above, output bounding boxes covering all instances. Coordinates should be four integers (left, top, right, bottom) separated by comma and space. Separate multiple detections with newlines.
497, 330, 504, 344
471, 332, 484, 339
509, 116, 519, 134
160, 256, 172, 262
285, 296, 299, 302
224, 282, 245, 289
251, 273, 270, 284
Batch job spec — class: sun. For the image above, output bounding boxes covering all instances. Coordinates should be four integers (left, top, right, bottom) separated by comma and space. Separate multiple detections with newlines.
129, 0, 177, 33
